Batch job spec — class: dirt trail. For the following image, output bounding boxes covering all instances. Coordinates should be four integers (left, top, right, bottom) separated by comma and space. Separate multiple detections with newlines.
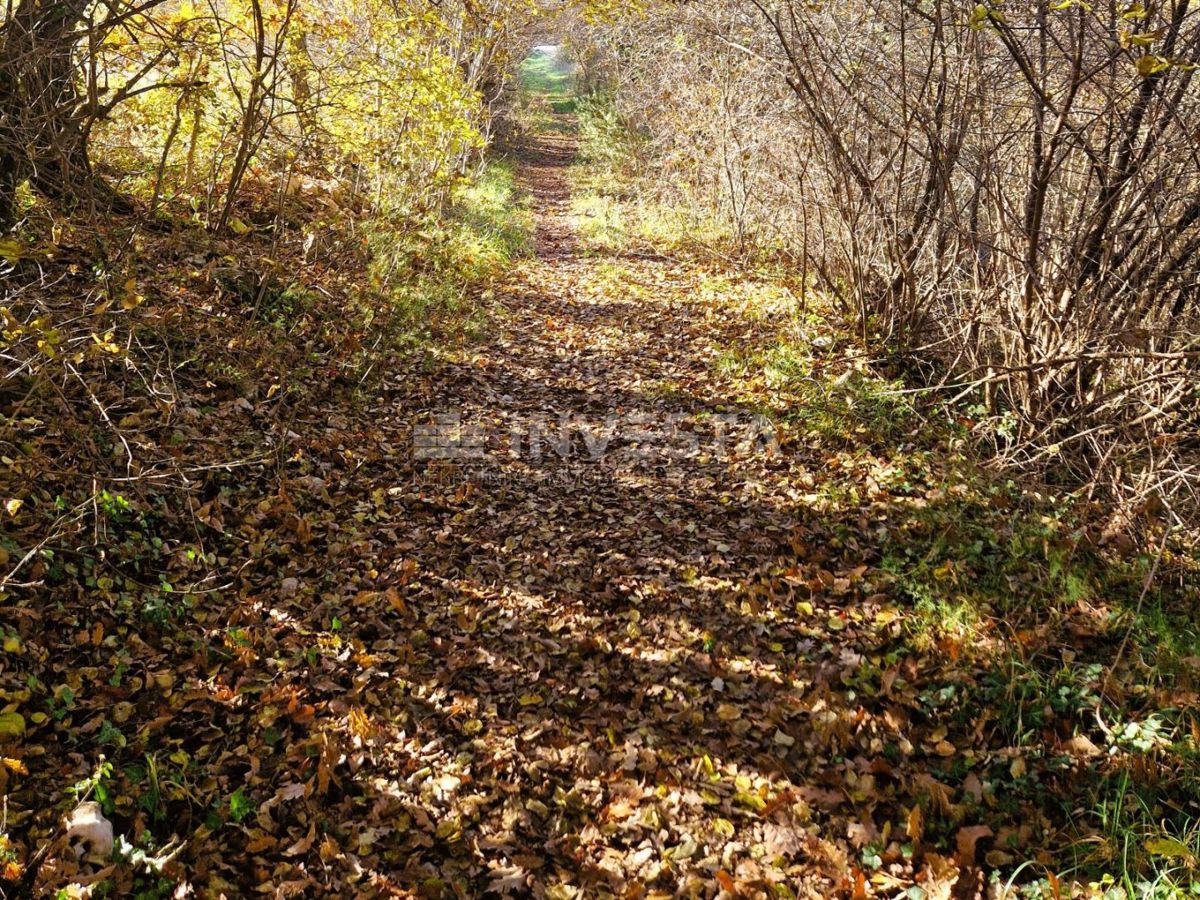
328, 118, 853, 894
20, 109, 952, 900
517, 124, 578, 260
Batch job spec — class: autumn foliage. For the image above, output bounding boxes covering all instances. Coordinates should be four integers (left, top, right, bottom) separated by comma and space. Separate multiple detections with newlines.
2, 1, 1200, 897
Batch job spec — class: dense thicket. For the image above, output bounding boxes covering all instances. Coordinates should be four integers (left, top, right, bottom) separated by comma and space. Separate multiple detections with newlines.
577, 0, 1200, 523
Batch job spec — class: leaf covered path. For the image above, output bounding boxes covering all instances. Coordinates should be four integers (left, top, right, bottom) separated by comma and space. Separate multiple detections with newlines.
18, 108, 1154, 900
332, 125, 861, 894
175, 123, 988, 896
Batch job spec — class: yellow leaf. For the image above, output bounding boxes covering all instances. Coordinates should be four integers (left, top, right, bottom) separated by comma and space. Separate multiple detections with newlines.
92, 332, 122, 354
716, 703, 741, 721
1145, 837, 1195, 861
1136, 54, 1171, 76
712, 818, 735, 838
0, 713, 25, 737
733, 791, 766, 811
348, 707, 373, 740
3, 499, 21, 517
0, 240, 25, 264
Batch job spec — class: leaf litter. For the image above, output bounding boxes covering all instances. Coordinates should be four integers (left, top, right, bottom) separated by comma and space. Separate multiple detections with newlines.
1, 106, 1196, 900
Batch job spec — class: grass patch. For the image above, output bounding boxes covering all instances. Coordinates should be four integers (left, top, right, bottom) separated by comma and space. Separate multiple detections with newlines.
876, 479, 1200, 890
572, 192, 626, 249
511, 47, 579, 136
575, 93, 634, 170
693, 271, 800, 321
366, 158, 533, 346
713, 336, 917, 449
518, 47, 575, 97
569, 93, 767, 256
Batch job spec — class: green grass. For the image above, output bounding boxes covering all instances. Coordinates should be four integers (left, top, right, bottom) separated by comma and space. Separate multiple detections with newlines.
569, 93, 745, 254
365, 158, 533, 346
447, 158, 534, 267
1077, 768, 1200, 898
518, 47, 575, 97
712, 336, 917, 449
875, 482, 1200, 892
512, 47, 579, 135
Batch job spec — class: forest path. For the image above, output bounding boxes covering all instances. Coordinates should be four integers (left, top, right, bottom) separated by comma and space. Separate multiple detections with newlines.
326, 110, 863, 893
14, 46, 1172, 900
19, 97, 1001, 900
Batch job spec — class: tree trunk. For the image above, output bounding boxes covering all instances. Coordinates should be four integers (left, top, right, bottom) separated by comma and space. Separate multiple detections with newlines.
0, 0, 125, 222
286, 30, 319, 144
0, 40, 29, 229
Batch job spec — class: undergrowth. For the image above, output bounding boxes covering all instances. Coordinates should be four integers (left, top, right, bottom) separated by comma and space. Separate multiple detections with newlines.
571, 93, 737, 254
365, 159, 533, 347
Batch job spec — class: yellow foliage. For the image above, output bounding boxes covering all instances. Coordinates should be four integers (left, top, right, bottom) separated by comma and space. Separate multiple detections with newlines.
87, 0, 522, 222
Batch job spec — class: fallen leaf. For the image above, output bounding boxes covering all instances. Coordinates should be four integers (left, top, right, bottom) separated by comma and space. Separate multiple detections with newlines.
956, 825, 993, 863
